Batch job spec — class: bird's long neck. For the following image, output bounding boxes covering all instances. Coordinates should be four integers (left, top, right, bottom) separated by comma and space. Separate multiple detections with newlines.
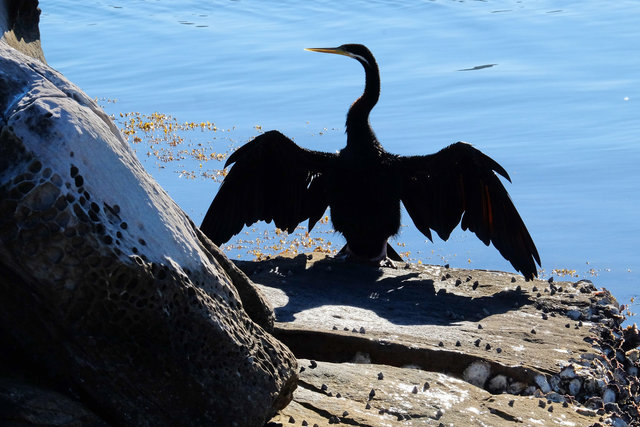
345, 61, 380, 150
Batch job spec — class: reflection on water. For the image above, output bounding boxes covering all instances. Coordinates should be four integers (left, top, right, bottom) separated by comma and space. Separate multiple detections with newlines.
41, 1, 640, 322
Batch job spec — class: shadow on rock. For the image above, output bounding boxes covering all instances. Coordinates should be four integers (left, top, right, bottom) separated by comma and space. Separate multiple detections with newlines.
238, 254, 533, 327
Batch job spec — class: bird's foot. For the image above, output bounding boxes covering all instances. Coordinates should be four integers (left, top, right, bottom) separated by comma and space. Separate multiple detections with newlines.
333, 250, 350, 262
335, 244, 397, 267
372, 245, 402, 268
379, 257, 400, 269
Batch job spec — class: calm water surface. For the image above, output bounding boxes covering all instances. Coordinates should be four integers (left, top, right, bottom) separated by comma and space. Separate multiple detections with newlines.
41, 1, 640, 322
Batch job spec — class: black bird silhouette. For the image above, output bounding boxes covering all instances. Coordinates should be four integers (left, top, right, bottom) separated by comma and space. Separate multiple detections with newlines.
201, 44, 541, 279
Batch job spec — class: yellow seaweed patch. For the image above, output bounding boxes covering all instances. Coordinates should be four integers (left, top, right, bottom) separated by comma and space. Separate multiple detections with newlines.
224, 224, 338, 261
552, 268, 578, 278
114, 111, 231, 181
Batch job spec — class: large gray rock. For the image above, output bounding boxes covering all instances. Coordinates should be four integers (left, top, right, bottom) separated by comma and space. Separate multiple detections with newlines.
0, 2, 297, 424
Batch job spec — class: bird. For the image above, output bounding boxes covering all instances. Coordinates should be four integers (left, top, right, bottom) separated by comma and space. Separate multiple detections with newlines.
200, 44, 541, 280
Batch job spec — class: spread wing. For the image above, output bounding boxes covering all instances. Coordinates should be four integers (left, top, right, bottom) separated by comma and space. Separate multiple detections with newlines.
200, 130, 335, 245
398, 142, 540, 280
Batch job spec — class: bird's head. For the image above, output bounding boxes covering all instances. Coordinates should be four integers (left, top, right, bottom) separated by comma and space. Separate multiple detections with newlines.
306, 44, 381, 131
305, 44, 376, 71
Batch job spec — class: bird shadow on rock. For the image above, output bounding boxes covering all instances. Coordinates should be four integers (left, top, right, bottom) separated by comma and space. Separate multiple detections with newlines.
240, 254, 533, 327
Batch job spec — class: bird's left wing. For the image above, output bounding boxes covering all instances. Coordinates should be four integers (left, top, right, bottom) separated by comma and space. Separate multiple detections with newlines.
200, 130, 335, 246
397, 142, 540, 280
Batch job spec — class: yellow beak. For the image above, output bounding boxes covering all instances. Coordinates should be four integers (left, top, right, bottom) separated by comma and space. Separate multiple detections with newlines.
305, 47, 350, 57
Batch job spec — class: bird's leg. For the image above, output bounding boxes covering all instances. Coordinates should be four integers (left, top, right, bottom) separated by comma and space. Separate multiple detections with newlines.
335, 242, 390, 264
335, 245, 350, 260
372, 242, 388, 262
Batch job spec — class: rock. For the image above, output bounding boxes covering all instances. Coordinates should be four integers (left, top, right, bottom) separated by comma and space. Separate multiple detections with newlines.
602, 387, 616, 404
611, 417, 629, 427
0, 0, 45, 63
237, 252, 638, 425
622, 324, 640, 351
487, 374, 508, 393
0, 3, 297, 424
559, 364, 577, 379
463, 361, 491, 388
269, 359, 598, 426
248, 254, 596, 379
0, 374, 108, 426
546, 392, 565, 403
566, 309, 582, 320
507, 381, 526, 395
569, 378, 582, 395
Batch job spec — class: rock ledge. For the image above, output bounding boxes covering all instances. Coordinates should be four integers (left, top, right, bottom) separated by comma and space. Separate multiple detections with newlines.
237, 253, 639, 426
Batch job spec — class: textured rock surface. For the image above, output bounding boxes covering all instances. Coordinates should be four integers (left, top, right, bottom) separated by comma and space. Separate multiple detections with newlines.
237, 253, 638, 426
0, 0, 45, 63
271, 359, 598, 426
0, 374, 109, 426
0, 5, 296, 424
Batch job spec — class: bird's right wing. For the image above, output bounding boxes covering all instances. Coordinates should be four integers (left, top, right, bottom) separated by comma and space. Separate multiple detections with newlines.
397, 142, 540, 280
200, 130, 336, 246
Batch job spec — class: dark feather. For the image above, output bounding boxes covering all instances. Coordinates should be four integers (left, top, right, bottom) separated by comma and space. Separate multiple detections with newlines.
200, 130, 335, 245
398, 142, 540, 280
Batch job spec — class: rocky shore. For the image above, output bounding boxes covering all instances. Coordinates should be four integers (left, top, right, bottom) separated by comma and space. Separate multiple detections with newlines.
237, 253, 639, 426
1, 1, 637, 426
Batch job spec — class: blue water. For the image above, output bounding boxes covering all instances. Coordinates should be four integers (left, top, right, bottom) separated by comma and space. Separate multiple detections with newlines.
41, 1, 639, 323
